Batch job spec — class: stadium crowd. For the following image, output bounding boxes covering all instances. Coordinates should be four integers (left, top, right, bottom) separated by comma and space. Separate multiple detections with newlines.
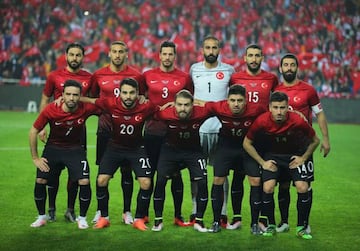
1, 0, 359, 98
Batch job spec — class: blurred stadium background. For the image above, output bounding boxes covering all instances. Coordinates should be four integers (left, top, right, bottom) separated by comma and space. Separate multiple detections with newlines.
0, 0, 359, 107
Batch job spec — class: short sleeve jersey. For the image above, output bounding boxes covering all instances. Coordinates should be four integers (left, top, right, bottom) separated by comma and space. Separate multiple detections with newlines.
155, 105, 210, 149
90, 65, 146, 133
43, 68, 92, 99
205, 100, 266, 142
190, 61, 235, 133
229, 70, 278, 113
144, 67, 194, 135
275, 80, 322, 125
246, 111, 316, 155
33, 102, 101, 148
95, 98, 157, 149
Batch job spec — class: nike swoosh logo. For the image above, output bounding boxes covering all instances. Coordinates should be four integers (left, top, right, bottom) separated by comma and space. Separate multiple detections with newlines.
150, 80, 158, 84
301, 175, 307, 178
112, 114, 120, 118
221, 120, 230, 124
169, 125, 177, 128
55, 122, 62, 125
102, 81, 109, 85
83, 172, 89, 175
145, 171, 151, 175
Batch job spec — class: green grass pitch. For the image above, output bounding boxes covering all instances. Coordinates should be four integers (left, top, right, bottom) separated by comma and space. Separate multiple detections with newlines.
0, 111, 359, 251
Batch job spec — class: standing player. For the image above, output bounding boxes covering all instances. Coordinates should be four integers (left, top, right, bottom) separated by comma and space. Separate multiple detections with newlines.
229, 44, 278, 229
189, 35, 235, 228
202, 85, 266, 234
151, 90, 211, 233
38, 42, 92, 223
84, 78, 156, 231
143, 41, 193, 226
90, 41, 146, 225
243, 91, 320, 240
30, 80, 101, 229
274, 53, 331, 233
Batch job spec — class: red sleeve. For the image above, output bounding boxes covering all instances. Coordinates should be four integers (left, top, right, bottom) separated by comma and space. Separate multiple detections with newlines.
90, 74, 100, 97
43, 72, 56, 97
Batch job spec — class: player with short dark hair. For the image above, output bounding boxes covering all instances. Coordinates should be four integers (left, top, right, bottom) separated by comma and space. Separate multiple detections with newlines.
30, 80, 101, 229
203, 85, 266, 234
229, 44, 279, 232
274, 53, 330, 233
38, 42, 93, 223
83, 78, 157, 231
143, 41, 194, 227
189, 35, 235, 228
90, 41, 146, 225
243, 91, 320, 240
151, 90, 211, 233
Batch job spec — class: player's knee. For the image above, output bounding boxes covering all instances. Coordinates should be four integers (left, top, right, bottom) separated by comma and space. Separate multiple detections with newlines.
295, 181, 308, 193
213, 176, 225, 185
139, 177, 151, 190
263, 181, 275, 193
248, 176, 261, 186
97, 175, 110, 187
36, 178, 47, 184
78, 178, 90, 186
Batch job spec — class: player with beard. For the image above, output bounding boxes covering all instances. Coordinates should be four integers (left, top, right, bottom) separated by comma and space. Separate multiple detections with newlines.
274, 54, 330, 234
229, 44, 279, 232
30, 80, 101, 229
38, 43, 92, 223
81, 78, 156, 231
90, 41, 145, 225
243, 91, 320, 240
151, 90, 211, 233
143, 41, 193, 227
189, 35, 235, 228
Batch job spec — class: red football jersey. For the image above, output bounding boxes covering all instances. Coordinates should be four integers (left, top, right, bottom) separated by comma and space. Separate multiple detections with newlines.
144, 67, 194, 135
90, 65, 146, 133
155, 105, 210, 149
246, 111, 316, 155
275, 80, 321, 124
95, 98, 157, 149
33, 102, 101, 148
229, 70, 278, 112
43, 68, 92, 99
90, 65, 146, 98
206, 100, 266, 142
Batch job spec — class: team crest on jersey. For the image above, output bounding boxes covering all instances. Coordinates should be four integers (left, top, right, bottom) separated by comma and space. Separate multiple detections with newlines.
77, 119, 84, 124
293, 96, 301, 102
135, 115, 142, 121
192, 123, 200, 129
244, 120, 252, 127
261, 82, 268, 89
173, 80, 180, 86
216, 72, 224, 80
82, 82, 88, 87
123, 116, 132, 120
